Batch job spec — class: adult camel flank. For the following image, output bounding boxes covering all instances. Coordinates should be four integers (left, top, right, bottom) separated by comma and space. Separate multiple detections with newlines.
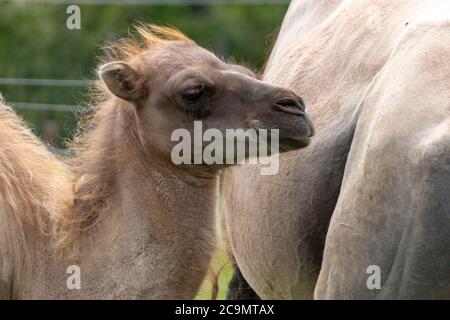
0, 25, 314, 299
225, 0, 450, 299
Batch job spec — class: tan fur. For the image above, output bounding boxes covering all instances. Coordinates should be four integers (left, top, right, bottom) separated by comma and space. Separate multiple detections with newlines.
0, 26, 194, 256
0, 98, 73, 252
0, 24, 313, 299
68, 25, 194, 250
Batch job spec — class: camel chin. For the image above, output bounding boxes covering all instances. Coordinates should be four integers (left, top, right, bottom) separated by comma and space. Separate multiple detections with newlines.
279, 136, 312, 152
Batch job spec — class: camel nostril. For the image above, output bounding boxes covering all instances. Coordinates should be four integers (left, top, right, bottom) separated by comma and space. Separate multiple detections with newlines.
272, 96, 305, 116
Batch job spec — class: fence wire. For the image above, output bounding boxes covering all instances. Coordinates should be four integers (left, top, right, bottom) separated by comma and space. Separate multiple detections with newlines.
1, 0, 289, 5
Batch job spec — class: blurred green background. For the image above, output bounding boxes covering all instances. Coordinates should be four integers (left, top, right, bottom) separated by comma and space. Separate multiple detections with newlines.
0, 0, 288, 148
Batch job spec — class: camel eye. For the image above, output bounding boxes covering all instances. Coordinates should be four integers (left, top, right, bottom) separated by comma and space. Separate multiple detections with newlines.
178, 80, 215, 118
181, 85, 205, 104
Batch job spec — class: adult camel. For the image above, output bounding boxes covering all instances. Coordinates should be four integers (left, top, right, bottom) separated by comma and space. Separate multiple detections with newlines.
0, 25, 314, 299
225, 0, 450, 299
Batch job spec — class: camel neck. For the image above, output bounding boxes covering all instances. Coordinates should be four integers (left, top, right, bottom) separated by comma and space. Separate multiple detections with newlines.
73, 116, 219, 299
15, 101, 220, 299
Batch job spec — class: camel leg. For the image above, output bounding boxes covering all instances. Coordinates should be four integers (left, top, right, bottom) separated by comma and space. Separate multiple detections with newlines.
316, 139, 450, 299
227, 263, 260, 300
315, 24, 450, 299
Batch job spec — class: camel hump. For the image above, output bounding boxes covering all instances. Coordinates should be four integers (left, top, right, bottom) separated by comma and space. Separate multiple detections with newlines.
0, 96, 72, 231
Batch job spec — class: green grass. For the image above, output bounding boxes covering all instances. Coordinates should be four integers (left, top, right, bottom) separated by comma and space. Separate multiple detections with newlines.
195, 250, 234, 300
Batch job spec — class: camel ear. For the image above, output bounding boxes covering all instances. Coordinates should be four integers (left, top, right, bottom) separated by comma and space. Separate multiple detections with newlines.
99, 61, 144, 101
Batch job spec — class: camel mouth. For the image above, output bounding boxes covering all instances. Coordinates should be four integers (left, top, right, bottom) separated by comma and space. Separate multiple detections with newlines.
248, 118, 313, 153
279, 136, 311, 152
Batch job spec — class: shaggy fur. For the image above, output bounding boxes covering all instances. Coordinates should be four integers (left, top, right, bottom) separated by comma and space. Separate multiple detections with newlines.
0, 24, 313, 299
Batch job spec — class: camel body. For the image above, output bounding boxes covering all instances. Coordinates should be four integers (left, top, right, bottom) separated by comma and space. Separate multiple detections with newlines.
225, 0, 450, 299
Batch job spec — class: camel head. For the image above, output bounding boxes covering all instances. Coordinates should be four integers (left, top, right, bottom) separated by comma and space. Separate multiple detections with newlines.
98, 25, 314, 167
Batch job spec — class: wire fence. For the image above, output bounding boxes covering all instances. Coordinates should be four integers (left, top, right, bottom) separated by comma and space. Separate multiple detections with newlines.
9, 102, 81, 112
0, 78, 89, 112
0, 78, 89, 87
1, 0, 289, 5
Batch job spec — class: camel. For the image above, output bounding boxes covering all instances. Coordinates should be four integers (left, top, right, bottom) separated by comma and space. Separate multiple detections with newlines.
225, 0, 450, 299
0, 25, 314, 299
